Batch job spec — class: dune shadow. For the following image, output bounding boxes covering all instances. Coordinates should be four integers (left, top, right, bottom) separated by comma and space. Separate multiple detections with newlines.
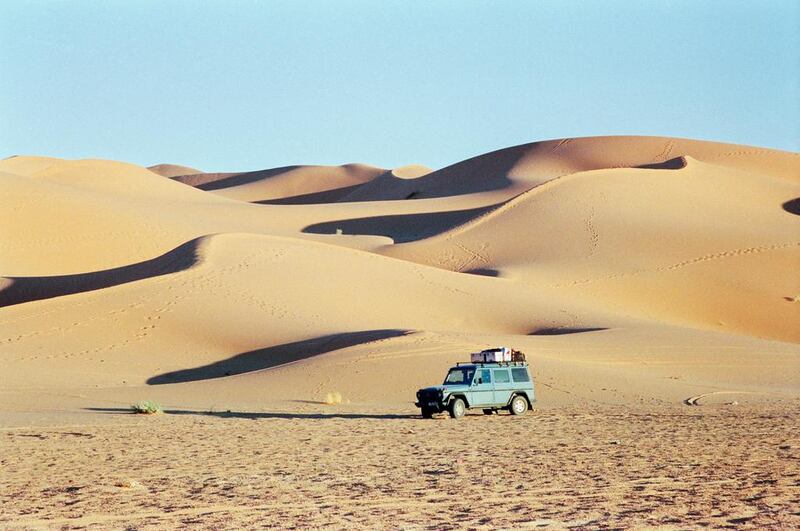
256, 183, 364, 205
529, 327, 609, 336
397, 152, 519, 199
181, 142, 529, 202
85, 407, 417, 420
147, 329, 410, 385
172, 166, 300, 191
302, 204, 500, 243
0, 239, 202, 308
636, 156, 687, 170
337, 144, 533, 202
463, 268, 500, 277
782, 198, 800, 216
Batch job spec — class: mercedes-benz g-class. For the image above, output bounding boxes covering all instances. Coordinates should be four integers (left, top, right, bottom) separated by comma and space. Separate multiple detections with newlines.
415, 350, 535, 418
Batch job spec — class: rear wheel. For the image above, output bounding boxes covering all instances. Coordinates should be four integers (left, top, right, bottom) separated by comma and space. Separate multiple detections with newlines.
509, 395, 528, 416
482, 409, 494, 415
421, 408, 434, 419
448, 398, 466, 419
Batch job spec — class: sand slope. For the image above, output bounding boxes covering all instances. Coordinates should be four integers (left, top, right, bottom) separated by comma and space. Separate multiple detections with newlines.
171, 163, 388, 204
0, 163, 485, 275
2, 136, 799, 528
339, 136, 799, 202
1, 137, 798, 401
146, 163, 203, 178
382, 156, 800, 342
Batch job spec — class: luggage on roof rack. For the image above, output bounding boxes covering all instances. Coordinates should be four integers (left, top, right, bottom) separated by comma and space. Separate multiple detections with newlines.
470, 347, 526, 363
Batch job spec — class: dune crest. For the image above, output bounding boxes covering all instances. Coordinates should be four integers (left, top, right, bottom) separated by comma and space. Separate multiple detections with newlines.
391, 164, 433, 179
147, 163, 204, 178
173, 163, 387, 203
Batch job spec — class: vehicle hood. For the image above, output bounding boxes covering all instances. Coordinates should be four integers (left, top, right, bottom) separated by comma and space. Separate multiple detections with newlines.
419, 385, 469, 394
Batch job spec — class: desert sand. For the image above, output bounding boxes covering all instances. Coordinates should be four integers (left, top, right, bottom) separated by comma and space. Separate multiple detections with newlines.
1, 136, 798, 529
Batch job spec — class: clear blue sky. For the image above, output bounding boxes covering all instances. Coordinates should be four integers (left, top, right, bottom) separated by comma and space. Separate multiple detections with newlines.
1, 1, 798, 171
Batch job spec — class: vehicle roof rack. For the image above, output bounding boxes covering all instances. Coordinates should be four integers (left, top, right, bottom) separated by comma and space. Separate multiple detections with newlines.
456, 361, 528, 367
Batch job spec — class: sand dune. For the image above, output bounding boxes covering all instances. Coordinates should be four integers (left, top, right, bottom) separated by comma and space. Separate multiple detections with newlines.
382, 155, 800, 342
337, 136, 800, 202
0, 238, 202, 308
0, 154, 67, 176
146, 163, 203, 178
1, 136, 798, 528
0, 158, 220, 200
2, 136, 797, 386
172, 163, 387, 204
0, 163, 490, 275
1, 231, 628, 390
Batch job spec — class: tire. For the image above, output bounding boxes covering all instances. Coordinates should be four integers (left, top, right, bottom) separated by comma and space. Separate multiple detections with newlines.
421, 408, 434, 419
448, 397, 466, 419
509, 395, 528, 416
482, 409, 494, 415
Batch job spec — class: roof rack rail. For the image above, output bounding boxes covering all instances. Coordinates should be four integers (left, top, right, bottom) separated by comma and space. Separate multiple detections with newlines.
456, 361, 528, 367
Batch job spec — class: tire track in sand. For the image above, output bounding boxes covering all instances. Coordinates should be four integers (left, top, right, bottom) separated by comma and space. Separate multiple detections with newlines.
684, 391, 764, 406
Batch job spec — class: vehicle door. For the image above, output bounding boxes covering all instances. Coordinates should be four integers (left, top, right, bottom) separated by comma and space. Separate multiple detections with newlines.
469, 368, 493, 406
492, 368, 514, 405
510, 367, 534, 401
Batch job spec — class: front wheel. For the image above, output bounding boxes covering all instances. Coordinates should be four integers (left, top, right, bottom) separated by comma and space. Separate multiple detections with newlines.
509, 395, 528, 416
448, 398, 466, 419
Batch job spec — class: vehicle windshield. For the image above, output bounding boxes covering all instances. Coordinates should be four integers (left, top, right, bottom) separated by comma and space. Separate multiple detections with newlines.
443, 367, 475, 385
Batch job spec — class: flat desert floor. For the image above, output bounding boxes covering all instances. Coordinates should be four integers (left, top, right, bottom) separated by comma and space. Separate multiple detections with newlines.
1, 136, 798, 528
2, 403, 799, 530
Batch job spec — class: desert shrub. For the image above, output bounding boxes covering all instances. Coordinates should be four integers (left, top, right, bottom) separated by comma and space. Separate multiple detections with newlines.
115, 478, 144, 489
324, 391, 342, 405
130, 400, 163, 415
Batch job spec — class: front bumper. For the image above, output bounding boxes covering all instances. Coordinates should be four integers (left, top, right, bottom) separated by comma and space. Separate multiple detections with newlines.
415, 398, 448, 412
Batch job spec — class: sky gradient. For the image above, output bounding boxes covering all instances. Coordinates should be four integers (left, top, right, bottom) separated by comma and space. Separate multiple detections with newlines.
1, 1, 798, 171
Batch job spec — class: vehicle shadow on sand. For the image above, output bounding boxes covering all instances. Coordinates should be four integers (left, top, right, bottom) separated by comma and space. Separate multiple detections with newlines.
85, 407, 419, 421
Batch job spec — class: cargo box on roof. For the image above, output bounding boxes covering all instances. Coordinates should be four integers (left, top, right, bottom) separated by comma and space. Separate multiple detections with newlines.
471, 347, 512, 363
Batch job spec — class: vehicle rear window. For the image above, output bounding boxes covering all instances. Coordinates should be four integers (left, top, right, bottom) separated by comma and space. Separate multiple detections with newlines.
511, 368, 530, 382
494, 370, 510, 383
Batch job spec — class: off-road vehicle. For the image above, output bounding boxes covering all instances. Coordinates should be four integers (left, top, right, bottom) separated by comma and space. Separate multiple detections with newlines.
414, 348, 535, 419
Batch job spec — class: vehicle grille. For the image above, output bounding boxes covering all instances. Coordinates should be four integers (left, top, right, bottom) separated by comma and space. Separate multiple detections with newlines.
419, 389, 440, 402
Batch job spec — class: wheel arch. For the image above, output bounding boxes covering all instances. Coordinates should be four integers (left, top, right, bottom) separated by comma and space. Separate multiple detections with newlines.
449, 394, 470, 409
508, 392, 533, 409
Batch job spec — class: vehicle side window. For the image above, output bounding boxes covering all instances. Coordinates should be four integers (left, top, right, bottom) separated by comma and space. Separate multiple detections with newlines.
511, 368, 530, 382
445, 368, 475, 384
494, 369, 510, 383
478, 369, 491, 384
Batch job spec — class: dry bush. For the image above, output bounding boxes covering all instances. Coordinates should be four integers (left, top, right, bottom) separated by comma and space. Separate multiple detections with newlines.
324, 391, 342, 405
114, 478, 144, 489
130, 400, 163, 414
